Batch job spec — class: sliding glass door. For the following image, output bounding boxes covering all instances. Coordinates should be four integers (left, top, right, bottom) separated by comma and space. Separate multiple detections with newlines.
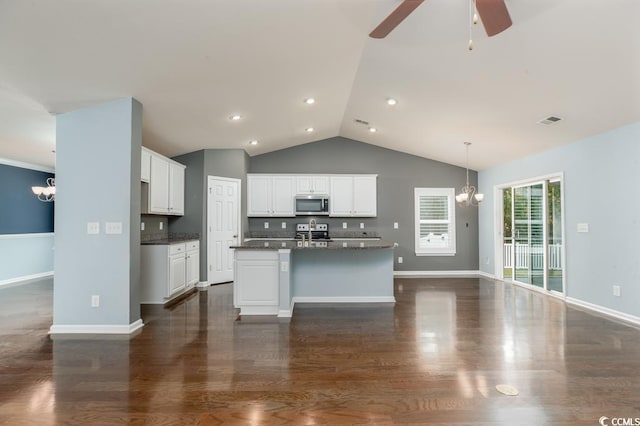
501, 178, 563, 293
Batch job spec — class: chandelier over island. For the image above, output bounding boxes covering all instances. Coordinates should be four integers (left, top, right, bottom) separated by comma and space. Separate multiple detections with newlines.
32, 177, 56, 202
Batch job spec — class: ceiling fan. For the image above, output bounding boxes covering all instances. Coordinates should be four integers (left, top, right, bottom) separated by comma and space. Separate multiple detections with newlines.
369, 0, 512, 39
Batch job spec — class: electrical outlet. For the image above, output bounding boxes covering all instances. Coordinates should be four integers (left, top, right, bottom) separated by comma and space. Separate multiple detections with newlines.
613, 285, 621, 297
394, 222, 399, 229
398, 256, 403, 264
281, 222, 287, 229
264, 222, 269, 229
140, 222, 145, 231
360, 223, 364, 229
91, 295, 100, 307
342, 222, 347, 229
281, 262, 289, 272
159, 222, 163, 230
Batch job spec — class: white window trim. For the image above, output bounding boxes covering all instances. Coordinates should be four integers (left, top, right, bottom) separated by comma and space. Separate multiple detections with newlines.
414, 187, 456, 256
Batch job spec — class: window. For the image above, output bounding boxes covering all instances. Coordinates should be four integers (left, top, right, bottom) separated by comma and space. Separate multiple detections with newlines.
414, 188, 456, 256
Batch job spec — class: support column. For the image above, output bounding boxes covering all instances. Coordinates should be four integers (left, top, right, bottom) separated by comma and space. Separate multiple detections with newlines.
51, 98, 142, 334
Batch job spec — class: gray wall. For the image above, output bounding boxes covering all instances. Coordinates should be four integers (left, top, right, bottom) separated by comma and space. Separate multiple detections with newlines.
54, 98, 141, 328
250, 137, 479, 271
479, 122, 640, 318
171, 149, 249, 281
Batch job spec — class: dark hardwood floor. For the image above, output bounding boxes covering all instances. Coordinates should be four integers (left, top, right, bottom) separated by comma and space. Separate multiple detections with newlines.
1, 277, 640, 425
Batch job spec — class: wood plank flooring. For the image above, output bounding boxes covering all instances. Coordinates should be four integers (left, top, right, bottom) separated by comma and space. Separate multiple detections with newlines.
1, 277, 640, 425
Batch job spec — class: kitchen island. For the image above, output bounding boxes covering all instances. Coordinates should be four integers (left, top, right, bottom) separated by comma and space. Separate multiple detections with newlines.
231, 240, 395, 317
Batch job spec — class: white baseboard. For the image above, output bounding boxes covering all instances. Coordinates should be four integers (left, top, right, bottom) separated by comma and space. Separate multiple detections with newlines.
566, 297, 640, 327
477, 271, 496, 279
196, 281, 209, 288
0, 271, 53, 288
49, 319, 144, 335
292, 296, 396, 304
394, 270, 481, 278
277, 309, 292, 318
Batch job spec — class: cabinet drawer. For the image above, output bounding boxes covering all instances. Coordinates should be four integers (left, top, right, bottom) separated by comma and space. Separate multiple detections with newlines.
169, 243, 186, 255
186, 241, 199, 251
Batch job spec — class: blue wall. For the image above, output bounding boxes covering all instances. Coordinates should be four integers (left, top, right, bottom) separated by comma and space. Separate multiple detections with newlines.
478, 122, 640, 319
0, 164, 54, 234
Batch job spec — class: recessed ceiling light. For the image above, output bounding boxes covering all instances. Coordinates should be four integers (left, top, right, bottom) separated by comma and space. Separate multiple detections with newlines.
249, 140, 258, 146
304, 97, 316, 105
229, 114, 242, 121
386, 98, 397, 106
305, 127, 315, 133
369, 127, 378, 133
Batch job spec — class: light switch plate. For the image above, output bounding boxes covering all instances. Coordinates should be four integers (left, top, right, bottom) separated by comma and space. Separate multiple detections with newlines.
577, 223, 589, 233
342, 222, 347, 229
264, 222, 269, 229
105, 222, 123, 234
394, 222, 399, 229
87, 222, 99, 235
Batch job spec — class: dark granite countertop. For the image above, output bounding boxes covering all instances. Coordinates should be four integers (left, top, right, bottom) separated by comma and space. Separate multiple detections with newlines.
244, 231, 381, 239
141, 233, 200, 245
231, 239, 394, 250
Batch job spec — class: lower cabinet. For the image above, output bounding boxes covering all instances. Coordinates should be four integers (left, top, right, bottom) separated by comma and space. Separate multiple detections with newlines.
141, 240, 199, 304
234, 250, 280, 315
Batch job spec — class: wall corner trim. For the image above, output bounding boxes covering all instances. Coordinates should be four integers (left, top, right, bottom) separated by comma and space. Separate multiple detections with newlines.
49, 319, 144, 335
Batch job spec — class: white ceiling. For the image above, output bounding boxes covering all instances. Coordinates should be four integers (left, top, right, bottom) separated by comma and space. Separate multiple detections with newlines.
0, 0, 638, 171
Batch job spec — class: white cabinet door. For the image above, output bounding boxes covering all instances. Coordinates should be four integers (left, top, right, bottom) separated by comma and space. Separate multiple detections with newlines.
296, 175, 329, 195
149, 154, 169, 214
352, 175, 377, 216
330, 176, 354, 216
271, 176, 295, 216
169, 162, 185, 215
141, 148, 151, 182
247, 175, 271, 216
169, 253, 187, 296
247, 175, 294, 217
234, 257, 279, 307
186, 249, 199, 287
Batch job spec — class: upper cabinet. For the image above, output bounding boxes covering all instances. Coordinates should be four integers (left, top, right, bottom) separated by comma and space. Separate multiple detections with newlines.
296, 175, 329, 195
246, 174, 377, 218
142, 148, 186, 216
141, 147, 151, 183
247, 175, 295, 217
330, 175, 377, 217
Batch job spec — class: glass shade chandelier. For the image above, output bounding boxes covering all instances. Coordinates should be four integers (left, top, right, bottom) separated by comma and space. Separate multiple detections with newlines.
32, 178, 56, 202
456, 142, 483, 206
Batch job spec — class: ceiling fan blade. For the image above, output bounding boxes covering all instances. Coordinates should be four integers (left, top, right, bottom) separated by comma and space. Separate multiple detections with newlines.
369, 0, 425, 39
476, 0, 512, 37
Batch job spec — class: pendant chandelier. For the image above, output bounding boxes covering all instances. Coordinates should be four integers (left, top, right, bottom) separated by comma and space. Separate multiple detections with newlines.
32, 177, 56, 202
456, 142, 483, 206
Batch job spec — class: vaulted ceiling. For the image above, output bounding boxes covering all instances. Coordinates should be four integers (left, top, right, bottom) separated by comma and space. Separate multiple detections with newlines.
0, 0, 638, 170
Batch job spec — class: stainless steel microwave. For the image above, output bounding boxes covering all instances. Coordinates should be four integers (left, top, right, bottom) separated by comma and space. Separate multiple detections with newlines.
295, 195, 329, 215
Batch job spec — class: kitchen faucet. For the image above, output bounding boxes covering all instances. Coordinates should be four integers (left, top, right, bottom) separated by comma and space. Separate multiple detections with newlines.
308, 218, 316, 243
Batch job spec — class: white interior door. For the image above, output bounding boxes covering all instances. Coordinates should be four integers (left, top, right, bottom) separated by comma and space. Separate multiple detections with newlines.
208, 176, 240, 284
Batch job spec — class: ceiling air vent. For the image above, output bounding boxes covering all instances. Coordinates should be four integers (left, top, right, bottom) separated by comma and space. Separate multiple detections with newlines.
538, 115, 562, 125
354, 118, 370, 126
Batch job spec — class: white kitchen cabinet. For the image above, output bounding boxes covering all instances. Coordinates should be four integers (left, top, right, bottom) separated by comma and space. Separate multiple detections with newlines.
149, 153, 170, 214
247, 174, 295, 217
234, 250, 280, 315
330, 175, 377, 217
296, 175, 330, 195
169, 161, 185, 215
186, 241, 200, 287
141, 147, 151, 183
144, 149, 185, 216
141, 240, 199, 304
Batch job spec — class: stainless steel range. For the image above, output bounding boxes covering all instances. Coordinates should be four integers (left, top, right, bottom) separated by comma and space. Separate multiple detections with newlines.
295, 222, 330, 240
